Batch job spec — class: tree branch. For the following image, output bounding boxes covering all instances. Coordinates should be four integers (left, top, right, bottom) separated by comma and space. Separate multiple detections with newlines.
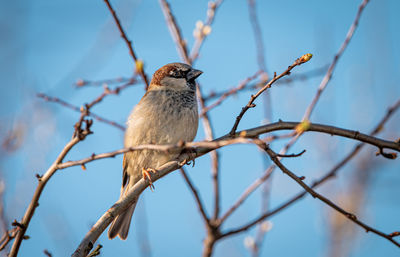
217, 165, 274, 226
189, 0, 224, 63
159, 0, 190, 63
261, 145, 400, 248
58, 121, 399, 171
203, 65, 328, 102
229, 53, 313, 135
219, 98, 400, 239
37, 94, 125, 131
200, 71, 263, 116
302, 0, 370, 120
103, 0, 149, 88
9, 131, 91, 257
180, 168, 210, 225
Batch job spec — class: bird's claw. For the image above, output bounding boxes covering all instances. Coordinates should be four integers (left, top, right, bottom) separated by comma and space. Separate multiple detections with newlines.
180, 148, 196, 167
142, 168, 157, 191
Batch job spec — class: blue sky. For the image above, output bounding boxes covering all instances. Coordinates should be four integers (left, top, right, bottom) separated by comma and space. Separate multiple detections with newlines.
1, 0, 399, 256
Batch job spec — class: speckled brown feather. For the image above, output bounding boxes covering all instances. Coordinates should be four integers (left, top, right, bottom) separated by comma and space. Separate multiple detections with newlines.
150, 65, 177, 86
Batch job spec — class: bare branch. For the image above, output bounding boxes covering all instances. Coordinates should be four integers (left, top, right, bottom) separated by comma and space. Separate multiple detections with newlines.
37, 94, 125, 131
276, 149, 306, 158
9, 136, 87, 257
229, 53, 313, 135
159, 0, 190, 63
218, 166, 274, 225
203, 65, 328, 102
220, 98, 400, 238
0, 181, 17, 252
189, 0, 224, 63
75, 76, 132, 88
180, 168, 210, 225
247, 0, 267, 72
43, 249, 52, 257
261, 145, 400, 248
200, 71, 263, 116
302, 0, 370, 120
38, 78, 137, 131
103, 0, 149, 88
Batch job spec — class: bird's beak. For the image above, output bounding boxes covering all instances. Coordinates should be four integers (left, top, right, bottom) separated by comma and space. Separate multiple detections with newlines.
186, 68, 203, 81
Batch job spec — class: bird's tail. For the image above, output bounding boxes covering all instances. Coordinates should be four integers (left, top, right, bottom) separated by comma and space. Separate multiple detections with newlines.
108, 172, 139, 240
108, 199, 137, 240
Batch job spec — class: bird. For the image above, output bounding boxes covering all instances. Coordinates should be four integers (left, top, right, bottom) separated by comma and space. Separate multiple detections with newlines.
108, 63, 202, 240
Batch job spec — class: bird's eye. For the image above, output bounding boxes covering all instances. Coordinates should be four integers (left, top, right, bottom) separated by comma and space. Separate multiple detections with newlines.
170, 69, 188, 78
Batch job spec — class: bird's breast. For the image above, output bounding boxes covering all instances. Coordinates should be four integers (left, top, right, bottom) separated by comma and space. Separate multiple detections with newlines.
125, 89, 199, 147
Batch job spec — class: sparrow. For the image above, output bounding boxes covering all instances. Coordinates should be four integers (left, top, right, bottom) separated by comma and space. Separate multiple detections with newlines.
108, 63, 202, 240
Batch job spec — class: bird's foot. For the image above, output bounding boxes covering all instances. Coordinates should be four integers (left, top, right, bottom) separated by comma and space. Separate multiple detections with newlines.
180, 148, 196, 167
142, 168, 157, 191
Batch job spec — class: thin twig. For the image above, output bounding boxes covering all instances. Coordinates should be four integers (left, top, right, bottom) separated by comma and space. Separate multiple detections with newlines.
85, 78, 137, 109
75, 76, 132, 88
217, 165, 274, 225
159, 0, 190, 63
37, 94, 125, 131
200, 71, 263, 116
302, 0, 370, 120
103, 0, 149, 88
276, 149, 306, 158
248, 0, 267, 72
39, 77, 137, 131
203, 65, 328, 102
0, 228, 17, 251
189, 0, 224, 63
9, 136, 88, 257
43, 249, 52, 257
229, 53, 313, 135
0, 181, 17, 252
180, 168, 210, 225
198, 89, 221, 223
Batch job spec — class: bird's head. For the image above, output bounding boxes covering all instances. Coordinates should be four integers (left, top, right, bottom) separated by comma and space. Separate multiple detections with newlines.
149, 63, 203, 91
